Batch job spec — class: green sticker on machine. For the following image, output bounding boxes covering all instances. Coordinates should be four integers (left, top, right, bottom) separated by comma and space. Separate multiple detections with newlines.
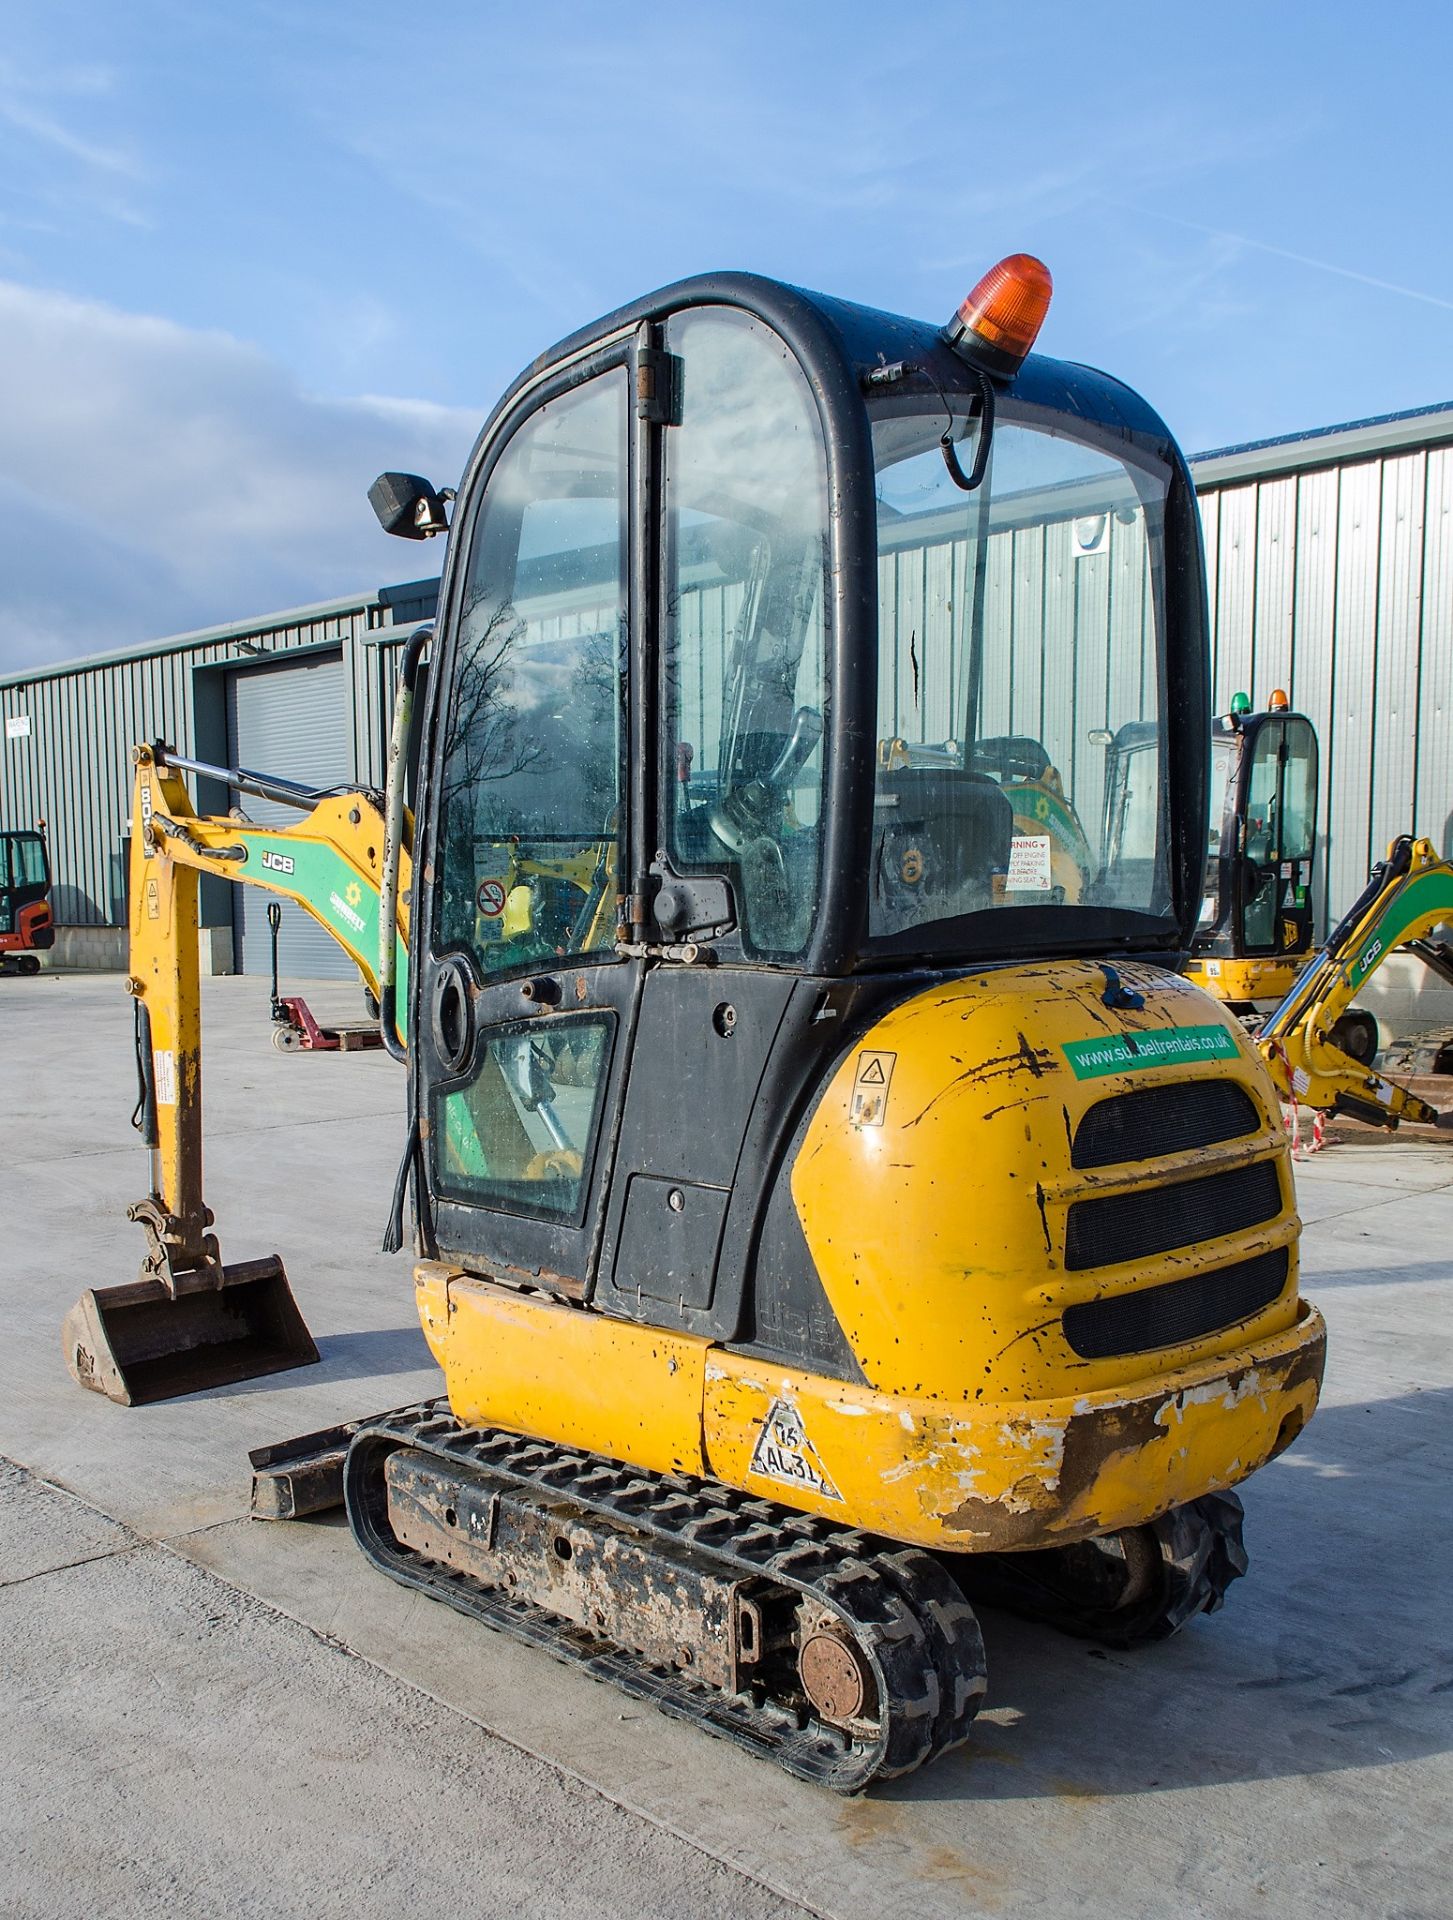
1062, 1024, 1239, 1079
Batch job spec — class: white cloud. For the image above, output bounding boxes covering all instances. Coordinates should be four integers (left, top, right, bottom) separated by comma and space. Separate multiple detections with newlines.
0, 279, 481, 672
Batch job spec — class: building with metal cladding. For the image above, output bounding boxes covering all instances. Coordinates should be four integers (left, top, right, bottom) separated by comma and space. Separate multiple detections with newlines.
1194, 402, 1453, 932
3, 401, 1453, 983
0, 578, 438, 977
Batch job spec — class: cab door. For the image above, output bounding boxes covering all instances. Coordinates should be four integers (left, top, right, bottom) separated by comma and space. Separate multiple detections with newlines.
1236, 715, 1318, 956
413, 360, 639, 1294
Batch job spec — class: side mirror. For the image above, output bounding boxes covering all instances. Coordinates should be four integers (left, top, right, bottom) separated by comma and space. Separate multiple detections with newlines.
369, 472, 452, 540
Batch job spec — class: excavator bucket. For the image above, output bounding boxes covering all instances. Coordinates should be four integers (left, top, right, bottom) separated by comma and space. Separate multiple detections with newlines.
61, 1256, 319, 1407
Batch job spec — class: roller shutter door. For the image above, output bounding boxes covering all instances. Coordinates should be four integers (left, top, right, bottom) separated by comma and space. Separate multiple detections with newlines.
226, 653, 353, 978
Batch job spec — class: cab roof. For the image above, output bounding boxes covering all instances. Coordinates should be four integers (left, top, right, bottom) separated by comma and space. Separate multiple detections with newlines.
499, 268, 1178, 457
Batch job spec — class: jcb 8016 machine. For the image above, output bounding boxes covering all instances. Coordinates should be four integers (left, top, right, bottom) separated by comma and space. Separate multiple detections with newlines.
67, 258, 1326, 1789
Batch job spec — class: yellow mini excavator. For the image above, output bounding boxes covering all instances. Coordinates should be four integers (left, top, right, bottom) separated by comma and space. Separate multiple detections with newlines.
66, 257, 1327, 1789
1099, 693, 1328, 1023
1186, 693, 1323, 1018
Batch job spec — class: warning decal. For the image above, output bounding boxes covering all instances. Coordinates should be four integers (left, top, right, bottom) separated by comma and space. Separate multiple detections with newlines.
476, 878, 507, 918
153, 1049, 177, 1107
1006, 833, 1053, 891
749, 1400, 842, 1501
850, 1049, 896, 1127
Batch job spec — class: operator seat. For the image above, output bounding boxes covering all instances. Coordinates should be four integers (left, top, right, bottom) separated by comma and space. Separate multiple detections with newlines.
873, 767, 1014, 931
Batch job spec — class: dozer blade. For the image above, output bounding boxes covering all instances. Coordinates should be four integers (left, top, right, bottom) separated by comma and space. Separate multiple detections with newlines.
61, 1256, 320, 1407
248, 1417, 367, 1519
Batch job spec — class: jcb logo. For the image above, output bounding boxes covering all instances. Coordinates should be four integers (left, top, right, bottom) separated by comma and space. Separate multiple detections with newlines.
261, 850, 296, 876
1358, 937, 1382, 974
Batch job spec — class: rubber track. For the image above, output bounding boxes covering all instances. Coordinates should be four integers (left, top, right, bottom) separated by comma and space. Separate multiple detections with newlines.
343, 1402, 985, 1793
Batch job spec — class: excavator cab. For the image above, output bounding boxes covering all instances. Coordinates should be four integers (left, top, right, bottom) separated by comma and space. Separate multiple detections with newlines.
1187, 698, 1319, 1011
405, 275, 1214, 1307
0, 828, 53, 974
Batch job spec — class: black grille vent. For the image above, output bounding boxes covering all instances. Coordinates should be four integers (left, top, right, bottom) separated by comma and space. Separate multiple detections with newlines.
1065, 1159, 1282, 1271
1062, 1247, 1290, 1360
1072, 1081, 1261, 1169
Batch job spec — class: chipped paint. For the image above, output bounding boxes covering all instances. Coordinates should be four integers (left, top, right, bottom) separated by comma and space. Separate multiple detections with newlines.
416, 955, 1325, 1564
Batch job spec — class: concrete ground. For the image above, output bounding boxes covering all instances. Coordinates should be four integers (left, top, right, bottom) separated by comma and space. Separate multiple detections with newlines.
2, 972, 1450, 1920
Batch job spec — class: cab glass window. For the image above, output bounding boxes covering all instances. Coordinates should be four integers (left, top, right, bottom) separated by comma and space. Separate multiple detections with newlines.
1278, 717, 1317, 862
433, 1015, 614, 1223
867, 394, 1171, 952
6, 833, 46, 889
435, 372, 627, 979
661, 308, 828, 959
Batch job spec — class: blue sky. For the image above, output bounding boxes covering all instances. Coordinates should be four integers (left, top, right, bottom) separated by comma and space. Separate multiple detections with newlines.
2, 0, 1451, 670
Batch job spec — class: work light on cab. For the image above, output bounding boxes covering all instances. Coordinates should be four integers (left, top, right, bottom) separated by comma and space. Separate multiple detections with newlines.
943, 253, 1053, 378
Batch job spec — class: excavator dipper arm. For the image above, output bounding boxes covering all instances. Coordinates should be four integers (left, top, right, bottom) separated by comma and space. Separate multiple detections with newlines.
1257, 835, 1453, 1131
61, 742, 412, 1405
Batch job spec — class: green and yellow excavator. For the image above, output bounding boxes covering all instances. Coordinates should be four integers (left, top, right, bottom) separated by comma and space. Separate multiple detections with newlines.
1256, 833, 1453, 1136
1098, 693, 1322, 1019
1101, 698, 1453, 1139
60, 749, 413, 1404
64, 256, 1328, 1790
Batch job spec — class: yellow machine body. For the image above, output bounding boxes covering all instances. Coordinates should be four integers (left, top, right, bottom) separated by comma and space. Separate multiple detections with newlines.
417, 958, 1324, 1552
1186, 954, 1304, 1006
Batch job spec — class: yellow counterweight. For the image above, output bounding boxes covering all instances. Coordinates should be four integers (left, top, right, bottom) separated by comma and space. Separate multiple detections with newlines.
415, 959, 1324, 1555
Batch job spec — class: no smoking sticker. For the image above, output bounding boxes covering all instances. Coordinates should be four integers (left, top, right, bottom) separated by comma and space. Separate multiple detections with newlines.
850, 1049, 896, 1127
476, 878, 507, 918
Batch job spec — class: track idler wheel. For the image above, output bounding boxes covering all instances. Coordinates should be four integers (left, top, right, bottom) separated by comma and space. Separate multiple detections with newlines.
797, 1617, 876, 1726
949, 1491, 1249, 1648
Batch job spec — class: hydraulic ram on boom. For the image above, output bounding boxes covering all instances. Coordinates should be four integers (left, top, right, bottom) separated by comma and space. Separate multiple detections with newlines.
61, 739, 413, 1405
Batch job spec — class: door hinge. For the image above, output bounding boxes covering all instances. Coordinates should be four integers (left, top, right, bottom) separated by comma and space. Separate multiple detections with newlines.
636, 349, 683, 426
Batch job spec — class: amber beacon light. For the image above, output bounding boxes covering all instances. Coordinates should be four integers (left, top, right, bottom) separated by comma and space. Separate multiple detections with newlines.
943, 254, 1054, 379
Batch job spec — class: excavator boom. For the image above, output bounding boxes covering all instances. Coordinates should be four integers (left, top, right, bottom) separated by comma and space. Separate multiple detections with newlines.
1258, 835, 1453, 1131
61, 742, 412, 1404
